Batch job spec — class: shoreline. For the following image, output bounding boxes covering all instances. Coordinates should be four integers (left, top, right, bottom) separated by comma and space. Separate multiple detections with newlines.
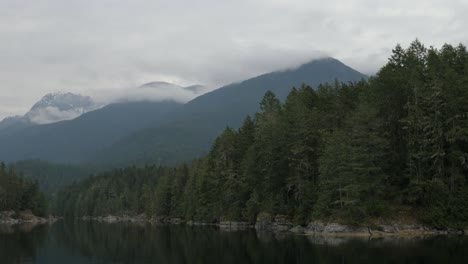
0, 210, 61, 225
78, 214, 467, 237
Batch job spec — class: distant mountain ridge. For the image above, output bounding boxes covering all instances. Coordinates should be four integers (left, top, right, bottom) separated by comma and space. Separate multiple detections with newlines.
0, 57, 367, 165
93, 57, 368, 166
0, 92, 96, 135
26, 92, 95, 124
0, 100, 181, 162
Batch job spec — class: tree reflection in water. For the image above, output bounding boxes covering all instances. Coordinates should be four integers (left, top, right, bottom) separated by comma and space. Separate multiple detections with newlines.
1, 221, 468, 264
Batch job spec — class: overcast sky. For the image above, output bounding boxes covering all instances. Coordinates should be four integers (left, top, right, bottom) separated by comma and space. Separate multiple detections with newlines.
1, 0, 467, 119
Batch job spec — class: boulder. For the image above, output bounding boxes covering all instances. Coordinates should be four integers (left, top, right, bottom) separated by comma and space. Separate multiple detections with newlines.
0, 211, 18, 224
289, 226, 305, 234
255, 212, 274, 230
17, 210, 46, 223
323, 223, 353, 233
273, 215, 293, 232
306, 222, 326, 233
306, 222, 368, 235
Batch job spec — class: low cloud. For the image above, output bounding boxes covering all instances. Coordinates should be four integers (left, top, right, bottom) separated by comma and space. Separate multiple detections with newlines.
89, 82, 208, 106
27, 106, 87, 125
1, 0, 467, 119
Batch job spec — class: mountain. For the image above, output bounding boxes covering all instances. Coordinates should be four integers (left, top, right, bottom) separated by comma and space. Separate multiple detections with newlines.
25, 92, 96, 124
0, 115, 30, 133
0, 58, 366, 165
0, 100, 181, 163
93, 57, 368, 166
139, 81, 206, 94
0, 92, 95, 136
136, 81, 207, 101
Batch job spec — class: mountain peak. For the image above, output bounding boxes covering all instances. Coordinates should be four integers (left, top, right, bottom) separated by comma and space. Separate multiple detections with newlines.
25, 92, 95, 125
30, 92, 93, 111
0, 92, 96, 130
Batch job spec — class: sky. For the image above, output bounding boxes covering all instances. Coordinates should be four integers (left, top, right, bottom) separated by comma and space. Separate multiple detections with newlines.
0, 0, 467, 119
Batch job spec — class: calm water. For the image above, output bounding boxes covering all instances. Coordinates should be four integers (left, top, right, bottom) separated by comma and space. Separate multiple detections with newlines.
1, 221, 468, 264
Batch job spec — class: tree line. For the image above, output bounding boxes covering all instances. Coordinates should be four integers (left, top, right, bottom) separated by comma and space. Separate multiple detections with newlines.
0, 162, 48, 216
56, 40, 468, 228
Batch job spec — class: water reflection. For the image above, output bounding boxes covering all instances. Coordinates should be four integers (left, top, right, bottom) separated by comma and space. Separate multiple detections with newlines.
1, 221, 468, 264
0, 224, 48, 264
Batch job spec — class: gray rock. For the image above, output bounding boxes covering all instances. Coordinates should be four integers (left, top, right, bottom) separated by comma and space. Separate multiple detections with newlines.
307, 222, 326, 233
376, 224, 397, 233
289, 226, 305, 234
323, 223, 352, 233
272, 215, 293, 232
169, 218, 184, 224
255, 212, 274, 230
0, 210, 53, 225
254, 213, 294, 232
99, 215, 119, 223
219, 221, 252, 230
273, 224, 290, 232
306, 222, 368, 234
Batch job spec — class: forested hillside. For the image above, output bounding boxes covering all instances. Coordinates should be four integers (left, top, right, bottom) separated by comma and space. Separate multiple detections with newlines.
0, 58, 365, 167
0, 162, 48, 216
93, 58, 367, 166
56, 41, 468, 229
0, 101, 181, 163
12, 160, 96, 194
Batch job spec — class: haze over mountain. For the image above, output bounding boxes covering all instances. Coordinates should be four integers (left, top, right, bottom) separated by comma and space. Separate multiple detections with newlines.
0, 81, 206, 162
0, 92, 96, 135
94, 57, 367, 166
90, 81, 208, 106
0, 100, 181, 163
139, 81, 206, 95
0, 57, 365, 165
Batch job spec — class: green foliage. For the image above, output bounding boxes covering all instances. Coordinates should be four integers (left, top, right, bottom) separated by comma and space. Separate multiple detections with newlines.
55, 166, 161, 217
56, 40, 468, 229
12, 159, 96, 194
0, 162, 48, 216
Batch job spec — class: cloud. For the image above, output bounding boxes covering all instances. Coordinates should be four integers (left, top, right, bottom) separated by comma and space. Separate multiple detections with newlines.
0, 0, 467, 119
89, 82, 207, 106
27, 106, 87, 125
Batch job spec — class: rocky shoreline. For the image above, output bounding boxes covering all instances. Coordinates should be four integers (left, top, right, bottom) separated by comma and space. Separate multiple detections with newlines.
79, 213, 467, 237
0, 210, 60, 225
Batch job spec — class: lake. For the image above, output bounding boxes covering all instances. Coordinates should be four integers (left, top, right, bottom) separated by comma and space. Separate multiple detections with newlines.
1, 221, 468, 264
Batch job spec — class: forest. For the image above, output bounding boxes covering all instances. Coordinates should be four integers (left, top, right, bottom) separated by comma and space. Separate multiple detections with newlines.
42, 41, 468, 229
0, 162, 48, 216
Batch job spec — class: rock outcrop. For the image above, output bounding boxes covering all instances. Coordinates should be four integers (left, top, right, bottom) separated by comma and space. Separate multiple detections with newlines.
219, 221, 252, 231
255, 213, 294, 232
82, 214, 149, 223
306, 222, 370, 235
304, 221, 459, 236
0, 210, 58, 225
77, 213, 466, 237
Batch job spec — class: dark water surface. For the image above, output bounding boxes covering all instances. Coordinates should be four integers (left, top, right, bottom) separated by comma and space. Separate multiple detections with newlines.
1, 221, 468, 264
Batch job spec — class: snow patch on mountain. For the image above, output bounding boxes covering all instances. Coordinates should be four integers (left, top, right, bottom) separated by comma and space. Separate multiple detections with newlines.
0, 92, 96, 127
1, 82, 206, 128
24, 92, 95, 125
